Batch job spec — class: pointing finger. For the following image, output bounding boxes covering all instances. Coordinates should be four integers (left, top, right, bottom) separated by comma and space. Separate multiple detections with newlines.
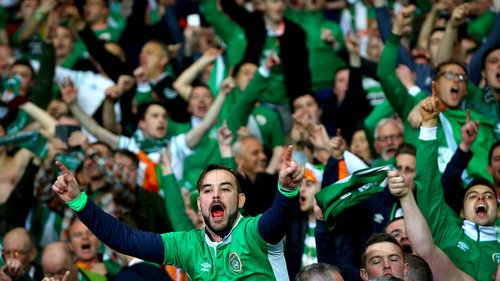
282, 145, 293, 164
55, 161, 73, 182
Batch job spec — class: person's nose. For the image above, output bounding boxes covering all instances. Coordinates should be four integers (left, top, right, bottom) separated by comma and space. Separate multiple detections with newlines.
212, 188, 221, 199
383, 258, 391, 270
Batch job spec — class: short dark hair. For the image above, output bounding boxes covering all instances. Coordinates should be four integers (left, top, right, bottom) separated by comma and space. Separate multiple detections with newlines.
11, 59, 36, 79
137, 101, 169, 121
292, 93, 320, 112
115, 149, 139, 168
395, 143, 416, 158
481, 44, 500, 71
88, 141, 114, 157
465, 177, 496, 198
384, 216, 404, 233
405, 254, 433, 281
362, 233, 403, 267
196, 164, 245, 193
296, 263, 342, 281
488, 140, 500, 165
434, 60, 467, 80
190, 82, 213, 99
429, 27, 445, 41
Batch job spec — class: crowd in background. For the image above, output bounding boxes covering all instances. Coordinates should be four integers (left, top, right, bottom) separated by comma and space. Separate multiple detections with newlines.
0, 0, 499, 279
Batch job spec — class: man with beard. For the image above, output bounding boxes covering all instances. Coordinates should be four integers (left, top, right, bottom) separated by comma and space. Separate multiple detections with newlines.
51, 145, 304, 280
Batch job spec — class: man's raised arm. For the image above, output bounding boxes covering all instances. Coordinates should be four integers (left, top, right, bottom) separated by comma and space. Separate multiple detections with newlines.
52, 162, 165, 263
258, 145, 304, 244
388, 171, 475, 281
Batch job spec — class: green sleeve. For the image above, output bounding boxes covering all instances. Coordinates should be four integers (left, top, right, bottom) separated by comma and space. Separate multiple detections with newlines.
221, 157, 237, 169
415, 138, 462, 246
226, 72, 268, 134
377, 33, 421, 119
29, 43, 56, 109
200, 0, 248, 67
467, 10, 495, 44
200, 0, 238, 46
157, 166, 195, 231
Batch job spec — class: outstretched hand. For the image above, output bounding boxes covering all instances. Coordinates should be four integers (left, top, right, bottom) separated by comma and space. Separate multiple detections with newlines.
387, 170, 410, 199
278, 145, 305, 191
52, 161, 81, 202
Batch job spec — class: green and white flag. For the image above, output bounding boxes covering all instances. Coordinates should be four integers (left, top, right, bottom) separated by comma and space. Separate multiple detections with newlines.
316, 164, 394, 231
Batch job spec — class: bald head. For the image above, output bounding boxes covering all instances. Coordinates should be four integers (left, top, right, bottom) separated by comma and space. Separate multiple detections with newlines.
42, 242, 78, 281
3, 227, 36, 272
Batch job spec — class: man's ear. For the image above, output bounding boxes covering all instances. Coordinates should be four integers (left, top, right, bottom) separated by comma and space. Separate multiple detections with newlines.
197, 197, 201, 214
238, 193, 246, 209
488, 165, 493, 176
360, 268, 369, 281
460, 209, 465, 219
497, 207, 500, 218
138, 120, 145, 131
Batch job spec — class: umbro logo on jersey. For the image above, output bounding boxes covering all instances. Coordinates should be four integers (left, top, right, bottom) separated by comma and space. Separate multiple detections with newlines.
457, 241, 469, 252
200, 262, 211, 272
229, 252, 242, 272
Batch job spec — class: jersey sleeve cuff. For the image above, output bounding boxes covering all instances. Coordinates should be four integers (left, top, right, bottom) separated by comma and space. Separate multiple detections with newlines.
419, 126, 437, 140
66, 192, 88, 212
278, 183, 299, 198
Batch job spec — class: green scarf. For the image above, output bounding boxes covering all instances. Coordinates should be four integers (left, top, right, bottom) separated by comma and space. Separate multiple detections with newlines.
131, 129, 168, 154
0, 130, 47, 157
316, 164, 394, 231
439, 109, 496, 182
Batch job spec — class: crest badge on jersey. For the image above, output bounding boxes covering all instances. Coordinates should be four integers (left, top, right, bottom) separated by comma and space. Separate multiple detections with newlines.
228, 252, 242, 272
492, 253, 500, 264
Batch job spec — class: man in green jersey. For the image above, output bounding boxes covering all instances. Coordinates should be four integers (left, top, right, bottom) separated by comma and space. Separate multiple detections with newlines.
52, 145, 304, 280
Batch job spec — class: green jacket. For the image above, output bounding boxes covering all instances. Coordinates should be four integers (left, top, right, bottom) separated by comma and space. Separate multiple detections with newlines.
415, 134, 500, 281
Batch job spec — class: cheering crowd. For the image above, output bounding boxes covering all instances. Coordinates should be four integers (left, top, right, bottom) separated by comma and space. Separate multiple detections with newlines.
0, 0, 499, 280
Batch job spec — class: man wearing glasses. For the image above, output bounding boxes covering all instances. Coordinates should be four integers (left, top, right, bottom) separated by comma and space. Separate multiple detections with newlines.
377, 5, 496, 181
0, 227, 43, 281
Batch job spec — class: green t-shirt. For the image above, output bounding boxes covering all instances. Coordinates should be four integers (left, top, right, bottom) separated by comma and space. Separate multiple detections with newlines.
160, 215, 288, 280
